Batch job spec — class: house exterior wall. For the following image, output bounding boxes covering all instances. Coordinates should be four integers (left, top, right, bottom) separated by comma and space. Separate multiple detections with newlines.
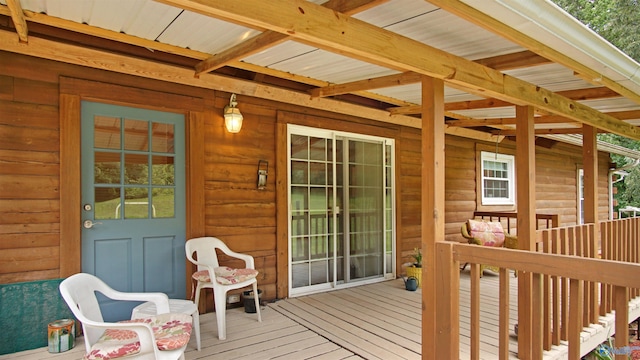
0, 51, 611, 297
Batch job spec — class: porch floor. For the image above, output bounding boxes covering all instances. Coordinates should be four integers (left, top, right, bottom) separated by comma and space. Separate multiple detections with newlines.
3, 271, 634, 360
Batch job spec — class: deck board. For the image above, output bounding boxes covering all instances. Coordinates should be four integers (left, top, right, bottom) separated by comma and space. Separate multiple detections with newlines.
3, 271, 638, 360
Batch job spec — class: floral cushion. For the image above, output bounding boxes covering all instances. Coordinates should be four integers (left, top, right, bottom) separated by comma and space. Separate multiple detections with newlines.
83, 313, 192, 360
467, 219, 505, 247
192, 267, 258, 285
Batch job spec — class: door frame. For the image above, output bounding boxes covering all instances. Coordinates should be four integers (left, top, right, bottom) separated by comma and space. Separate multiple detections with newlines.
276, 111, 401, 299
59, 77, 206, 298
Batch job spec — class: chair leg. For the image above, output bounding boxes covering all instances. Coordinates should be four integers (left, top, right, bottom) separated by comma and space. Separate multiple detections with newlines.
252, 282, 262, 323
214, 288, 227, 340
192, 308, 201, 351
194, 282, 202, 310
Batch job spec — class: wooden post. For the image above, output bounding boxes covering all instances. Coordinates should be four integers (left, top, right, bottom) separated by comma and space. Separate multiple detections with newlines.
583, 125, 600, 325
568, 279, 584, 359
614, 285, 629, 360
435, 242, 460, 358
421, 76, 446, 359
516, 105, 536, 359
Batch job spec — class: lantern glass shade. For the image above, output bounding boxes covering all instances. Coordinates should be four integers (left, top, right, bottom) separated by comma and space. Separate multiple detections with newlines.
224, 107, 243, 133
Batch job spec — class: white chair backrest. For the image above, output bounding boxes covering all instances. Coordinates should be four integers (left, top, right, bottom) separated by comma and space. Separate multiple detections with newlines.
59, 273, 112, 347
185, 237, 231, 271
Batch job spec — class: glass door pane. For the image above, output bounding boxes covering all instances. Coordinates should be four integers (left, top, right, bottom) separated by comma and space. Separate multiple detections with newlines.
344, 138, 384, 281
290, 134, 333, 289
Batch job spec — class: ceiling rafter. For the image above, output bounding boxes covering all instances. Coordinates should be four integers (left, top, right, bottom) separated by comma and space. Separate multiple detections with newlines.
446, 109, 640, 130
426, 0, 640, 106
152, 0, 640, 139
311, 50, 551, 98
194, 0, 388, 77
5, 0, 28, 43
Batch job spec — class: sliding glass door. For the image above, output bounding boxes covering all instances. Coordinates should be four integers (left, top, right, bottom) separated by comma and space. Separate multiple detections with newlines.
288, 125, 394, 296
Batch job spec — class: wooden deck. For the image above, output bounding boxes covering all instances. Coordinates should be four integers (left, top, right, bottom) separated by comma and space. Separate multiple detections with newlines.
3, 272, 636, 360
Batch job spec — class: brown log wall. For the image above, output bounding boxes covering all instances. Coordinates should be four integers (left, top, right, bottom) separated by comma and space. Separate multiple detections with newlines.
0, 51, 612, 301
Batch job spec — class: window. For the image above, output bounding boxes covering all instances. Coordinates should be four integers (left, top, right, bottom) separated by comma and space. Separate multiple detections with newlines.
481, 151, 515, 205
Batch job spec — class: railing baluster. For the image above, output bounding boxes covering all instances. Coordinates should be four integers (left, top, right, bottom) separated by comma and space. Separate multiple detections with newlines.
499, 267, 510, 360
552, 228, 561, 346
470, 263, 480, 360
542, 230, 552, 351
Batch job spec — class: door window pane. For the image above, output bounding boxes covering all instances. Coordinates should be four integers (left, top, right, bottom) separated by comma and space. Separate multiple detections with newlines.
124, 119, 148, 151
152, 123, 174, 153
95, 152, 121, 184
152, 188, 174, 218
124, 188, 149, 219
152, 156, 175, 186
95, 187, 120, 220
94, 116, 121, 149
124, 154, 149, 185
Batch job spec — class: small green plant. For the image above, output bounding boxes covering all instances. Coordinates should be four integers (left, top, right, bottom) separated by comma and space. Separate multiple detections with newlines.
412, 247, 422, 268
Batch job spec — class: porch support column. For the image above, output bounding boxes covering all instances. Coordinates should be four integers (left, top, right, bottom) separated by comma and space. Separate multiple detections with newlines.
583, 125, 598, 224
421, 77, 452, 357
583, 125, 600, 325
516, 105, 538, 359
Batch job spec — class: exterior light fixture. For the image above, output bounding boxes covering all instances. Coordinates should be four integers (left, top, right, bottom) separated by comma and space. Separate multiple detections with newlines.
224, 93, 243, 133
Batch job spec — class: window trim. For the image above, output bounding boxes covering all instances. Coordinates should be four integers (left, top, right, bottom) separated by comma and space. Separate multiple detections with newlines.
480, 151, 515, 206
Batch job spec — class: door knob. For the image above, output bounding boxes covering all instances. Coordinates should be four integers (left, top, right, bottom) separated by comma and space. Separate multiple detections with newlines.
83, 220, 102, 229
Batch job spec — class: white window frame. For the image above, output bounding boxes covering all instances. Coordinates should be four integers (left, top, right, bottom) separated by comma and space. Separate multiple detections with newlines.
480, 151, 515, 206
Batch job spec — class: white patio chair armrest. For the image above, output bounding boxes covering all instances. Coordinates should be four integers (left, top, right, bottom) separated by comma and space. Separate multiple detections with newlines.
227, 251, 256, 269
102, 289, 171, 314
82, 320, 158, 355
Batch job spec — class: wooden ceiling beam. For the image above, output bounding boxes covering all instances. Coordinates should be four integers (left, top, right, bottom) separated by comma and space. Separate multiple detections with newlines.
444, 87, 620, 112
474, 50, 550, 70
427, 0, 640, 106
494, 128, 586, 136
194, 0, 388, 76
310, 72, 421, 98
312, 50, 550, 99
447, 109, 640, 128
162, 0, 640, 139
5, 0, 28, 43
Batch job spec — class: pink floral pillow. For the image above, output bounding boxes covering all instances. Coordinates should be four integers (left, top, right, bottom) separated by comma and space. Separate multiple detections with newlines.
192, 267, 259, 285
83, 313, 192, 360
467, 220, 505, 247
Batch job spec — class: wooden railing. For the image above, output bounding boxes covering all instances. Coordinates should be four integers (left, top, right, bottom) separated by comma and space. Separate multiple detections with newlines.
434, 217, 640, 360
472, 211, 560, 234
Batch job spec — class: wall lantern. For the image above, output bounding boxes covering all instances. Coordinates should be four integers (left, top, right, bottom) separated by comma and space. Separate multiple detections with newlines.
224, 93, 243, 133
257, 160, 268, 190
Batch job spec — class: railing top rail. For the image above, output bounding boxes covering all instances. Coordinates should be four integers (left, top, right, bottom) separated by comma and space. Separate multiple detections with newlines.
473, 211, 558, 220
445, 242, 640, 289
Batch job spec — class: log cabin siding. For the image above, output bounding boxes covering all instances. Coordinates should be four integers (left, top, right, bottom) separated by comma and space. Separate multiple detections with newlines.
0, 51, 613, 300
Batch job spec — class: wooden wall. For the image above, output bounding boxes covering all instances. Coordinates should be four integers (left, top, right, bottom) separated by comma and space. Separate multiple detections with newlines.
0, 51, 612, 301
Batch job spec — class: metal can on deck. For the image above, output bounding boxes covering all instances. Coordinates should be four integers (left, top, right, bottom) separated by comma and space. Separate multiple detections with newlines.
48, 319, 75, 353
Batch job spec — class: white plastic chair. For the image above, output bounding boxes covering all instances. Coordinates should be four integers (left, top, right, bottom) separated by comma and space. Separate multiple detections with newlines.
185, 236, 262, 340
59, 273, 190, 360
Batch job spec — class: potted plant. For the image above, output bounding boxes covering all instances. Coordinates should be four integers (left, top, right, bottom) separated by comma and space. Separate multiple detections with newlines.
411, 247, 422, 268
406, 247, 422, 288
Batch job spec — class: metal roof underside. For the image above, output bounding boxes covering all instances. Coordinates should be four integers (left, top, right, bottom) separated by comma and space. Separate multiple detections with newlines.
2, 0, 640, 158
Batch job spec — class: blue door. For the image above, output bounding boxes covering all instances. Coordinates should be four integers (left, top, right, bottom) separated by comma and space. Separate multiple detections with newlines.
81, 101, 186, 321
